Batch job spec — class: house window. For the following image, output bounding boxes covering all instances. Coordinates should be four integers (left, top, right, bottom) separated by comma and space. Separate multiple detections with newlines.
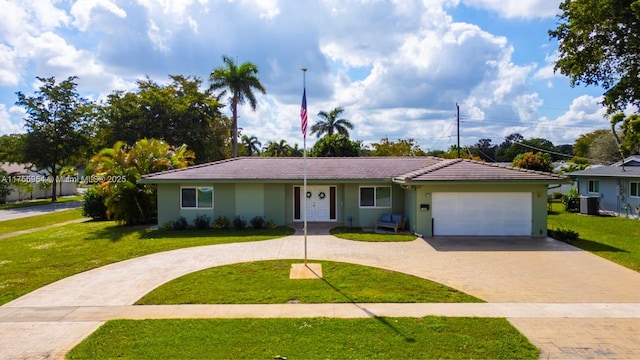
359, 186, 391, 208
630, 182, 640, 198
588, 180, 599, 193
181, 187, 213, 209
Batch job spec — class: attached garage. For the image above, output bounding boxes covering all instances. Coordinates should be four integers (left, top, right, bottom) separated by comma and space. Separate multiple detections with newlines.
432, 192, 532, 236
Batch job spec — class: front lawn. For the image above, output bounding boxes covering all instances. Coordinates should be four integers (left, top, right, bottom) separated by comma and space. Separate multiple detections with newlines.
548, 202, 640, 272
0, 221, 294, 305
137, 260, 482, 304
67, 317, 538, 359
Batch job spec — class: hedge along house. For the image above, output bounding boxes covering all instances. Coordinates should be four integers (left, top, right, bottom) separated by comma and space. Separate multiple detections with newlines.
140, 157, 569, 237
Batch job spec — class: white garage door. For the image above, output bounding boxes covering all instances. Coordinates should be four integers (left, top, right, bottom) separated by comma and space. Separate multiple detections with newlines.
432, 192, 532, 236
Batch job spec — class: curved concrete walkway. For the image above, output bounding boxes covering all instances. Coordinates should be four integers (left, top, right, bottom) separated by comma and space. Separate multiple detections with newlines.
1, 235, 639, 359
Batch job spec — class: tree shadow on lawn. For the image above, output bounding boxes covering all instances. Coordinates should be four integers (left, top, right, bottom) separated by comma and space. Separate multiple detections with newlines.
83, 223, 151, 242
308, 267, 416, 343
571, 238, 629, 253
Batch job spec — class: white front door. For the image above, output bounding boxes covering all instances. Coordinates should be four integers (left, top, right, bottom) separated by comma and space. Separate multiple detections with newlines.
305, 186, 330, 221
295, 185, 335, 222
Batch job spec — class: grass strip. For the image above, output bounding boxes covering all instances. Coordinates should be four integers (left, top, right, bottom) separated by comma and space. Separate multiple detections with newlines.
0, 209, 84, 234
330, 226, 416, 241
137, 260, 482, 304
67, 317, 538, 359
548, 202, 640, 272
0, 196, 82, 210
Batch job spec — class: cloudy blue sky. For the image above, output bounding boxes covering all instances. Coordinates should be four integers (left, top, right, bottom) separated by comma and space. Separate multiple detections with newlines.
0, 0, 612, 152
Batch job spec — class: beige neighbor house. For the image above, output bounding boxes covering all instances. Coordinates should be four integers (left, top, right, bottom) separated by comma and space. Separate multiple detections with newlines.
140, 156, 569, 237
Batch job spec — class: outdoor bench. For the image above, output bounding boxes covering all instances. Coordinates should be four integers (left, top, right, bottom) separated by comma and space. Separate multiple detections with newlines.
375, 213, 405, 232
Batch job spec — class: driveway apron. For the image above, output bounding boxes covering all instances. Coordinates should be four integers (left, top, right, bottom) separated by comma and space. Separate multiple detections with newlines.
1, 235, 639, 359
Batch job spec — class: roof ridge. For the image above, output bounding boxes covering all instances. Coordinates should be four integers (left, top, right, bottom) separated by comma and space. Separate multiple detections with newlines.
463, 159, 566, 178
395, 158, 461, 181
141, 157, 241, 178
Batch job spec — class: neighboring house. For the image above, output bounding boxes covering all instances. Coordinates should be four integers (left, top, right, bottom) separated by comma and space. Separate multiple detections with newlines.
567, 156, 640, 217
140, 157, 569, 237
0, 163, 78, 202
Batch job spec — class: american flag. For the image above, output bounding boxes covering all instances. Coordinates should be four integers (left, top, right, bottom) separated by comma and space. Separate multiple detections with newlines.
300, 89, 308, 139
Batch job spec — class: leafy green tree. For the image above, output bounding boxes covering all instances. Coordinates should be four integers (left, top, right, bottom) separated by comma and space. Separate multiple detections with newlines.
573, 129, 611, 159
370, 137, 426, 156
240, 135, 261, 156
589, 130, 621, 163
15, 76, 93, 201
310, 107, 354, 138
611, 113, 640, 156
550, 0, 640, 112
310, 134, 360, 157
262, 139, 291, 157
13, 178, 33, 201
511, 152, 553, 172
472, 138, 496, 162
437, 145, 481, 160
86, 138, 194, 225
102, 75, 230, 163
0, 134, 27, 164
495, 133, 524, 161
210, 56, 266, 158
0, 169, 13, 204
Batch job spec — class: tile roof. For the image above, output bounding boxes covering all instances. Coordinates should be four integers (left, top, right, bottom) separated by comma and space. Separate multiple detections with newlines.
141, 157, 568, 183
142, 157, 442, 182
395, 159, 568, 182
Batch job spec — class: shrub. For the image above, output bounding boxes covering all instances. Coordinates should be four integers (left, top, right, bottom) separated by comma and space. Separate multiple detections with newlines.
232, 216, 246, 229
552, 191, 564, 200
562, 187, 580, 212
265, 219, 277, 229
549, 228, 579, 244
250, 216, 265, 229
213, 215, 230, 229
161, 221, 173, 230
82, 187, 107, 219
172, 217, 189, 230
193, 215, 210, 230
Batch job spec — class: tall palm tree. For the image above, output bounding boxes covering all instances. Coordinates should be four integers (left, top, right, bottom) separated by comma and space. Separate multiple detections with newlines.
210, 55, 266, 158
241, 135, 262, 156
310, 106, 354, 138
263, 139, 290, 157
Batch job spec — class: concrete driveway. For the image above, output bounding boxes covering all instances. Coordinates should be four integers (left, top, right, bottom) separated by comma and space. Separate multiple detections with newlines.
1, 235, 639, 359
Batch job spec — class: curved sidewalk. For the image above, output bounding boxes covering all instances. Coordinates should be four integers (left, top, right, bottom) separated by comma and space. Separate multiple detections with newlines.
1, 235, 640, 359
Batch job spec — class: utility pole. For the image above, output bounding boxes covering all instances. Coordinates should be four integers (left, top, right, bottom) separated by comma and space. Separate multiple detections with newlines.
456, 103, 460, 159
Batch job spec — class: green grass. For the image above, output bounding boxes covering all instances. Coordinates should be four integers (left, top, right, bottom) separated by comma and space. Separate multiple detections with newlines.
0, 209, 85, 234
67, 317, 538, 360
0, 222, 294, 305
137, 260, 482, 304
548, 202, 640, 272
0, 195, 83, 210
330, 226, 416, 241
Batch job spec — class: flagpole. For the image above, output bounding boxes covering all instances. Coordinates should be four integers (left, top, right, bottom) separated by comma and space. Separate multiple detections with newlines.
301, 68, 308, 265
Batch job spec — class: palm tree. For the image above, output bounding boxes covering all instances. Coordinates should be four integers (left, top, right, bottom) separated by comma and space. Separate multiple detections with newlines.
263, 139, 291, 157
86, 138, 194, 224
310, 106, 354, 138
210, 55, 266, 158
241, 135, 261, 156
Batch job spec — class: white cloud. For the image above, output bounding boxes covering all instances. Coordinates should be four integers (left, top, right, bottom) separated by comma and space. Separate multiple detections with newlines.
0, 104, 24, 134
70, 0, 127, 31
